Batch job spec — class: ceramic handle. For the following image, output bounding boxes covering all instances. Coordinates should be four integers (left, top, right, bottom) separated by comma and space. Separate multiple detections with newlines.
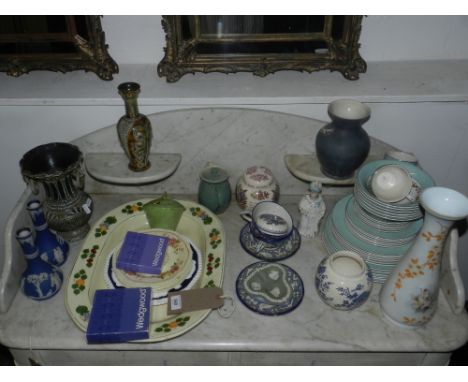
441, 229, 465, 314
240, 211, 253, 222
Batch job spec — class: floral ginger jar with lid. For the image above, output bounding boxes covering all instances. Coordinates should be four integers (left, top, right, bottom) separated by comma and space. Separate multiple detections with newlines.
235, 166, 279, 210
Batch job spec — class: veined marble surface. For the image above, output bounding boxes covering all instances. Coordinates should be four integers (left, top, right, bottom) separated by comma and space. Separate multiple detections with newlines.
0, 193, 467, 355
78, 108, 389, 195
1, 108, 466, 364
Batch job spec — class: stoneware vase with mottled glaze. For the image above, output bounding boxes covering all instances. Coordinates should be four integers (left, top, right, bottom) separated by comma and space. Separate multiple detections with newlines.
380, 187, 468, 328
26, 199, 69, 267
117, 82, 153, 172
315, 99, 371, 179
16, 227, 63, 301
20, 142, 93, 242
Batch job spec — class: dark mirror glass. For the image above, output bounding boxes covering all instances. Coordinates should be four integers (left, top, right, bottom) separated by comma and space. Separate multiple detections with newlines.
159, 15, 366, 82
0, 15, 118, 80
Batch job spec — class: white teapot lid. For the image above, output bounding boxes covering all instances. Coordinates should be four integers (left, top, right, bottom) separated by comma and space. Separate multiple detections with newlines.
243, 166, 275, 188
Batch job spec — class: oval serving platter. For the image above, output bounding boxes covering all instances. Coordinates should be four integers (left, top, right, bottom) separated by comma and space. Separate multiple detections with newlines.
65, 199, 225, 342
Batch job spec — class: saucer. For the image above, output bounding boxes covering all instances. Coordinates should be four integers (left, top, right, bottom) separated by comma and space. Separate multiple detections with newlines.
236, 262, 304, 316
239, 223, 301, 261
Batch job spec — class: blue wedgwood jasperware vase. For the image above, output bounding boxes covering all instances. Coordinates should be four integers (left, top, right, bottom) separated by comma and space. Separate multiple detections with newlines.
27, 199, 69, 267
16, 227, 63, 301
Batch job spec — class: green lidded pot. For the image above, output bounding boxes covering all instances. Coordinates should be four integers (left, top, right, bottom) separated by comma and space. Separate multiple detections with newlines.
143, 193, 186, 231
198, 163, 231, 214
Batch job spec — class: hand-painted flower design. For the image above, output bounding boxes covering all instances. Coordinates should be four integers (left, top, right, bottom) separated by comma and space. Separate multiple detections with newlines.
259, 213, 287, 227
335, 284, 370, 309
252, 190, 270, 201
121, 202, 143, 214
206, 252, 221, 276
209, 229, 222, 249
189, 207, 213, 225
315, 263, 333, 301
411, 288, 433, 313
249, 173, 270, 182
75, 305, 90, 321
155, 316, 190, 333
80, 245, 99, 267
71, 269, 87, 295
94, 216, 117, 237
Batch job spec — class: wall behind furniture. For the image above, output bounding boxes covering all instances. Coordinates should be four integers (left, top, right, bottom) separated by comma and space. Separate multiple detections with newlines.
1, 15, 468, 296
101, 15, 468, 64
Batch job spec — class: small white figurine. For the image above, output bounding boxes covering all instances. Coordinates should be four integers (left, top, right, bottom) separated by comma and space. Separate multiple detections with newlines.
298, 181, 326, 239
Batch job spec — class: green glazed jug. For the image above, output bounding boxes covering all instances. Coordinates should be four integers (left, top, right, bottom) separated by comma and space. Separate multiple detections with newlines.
143, 193, 186, 230
198, 163, 231, 214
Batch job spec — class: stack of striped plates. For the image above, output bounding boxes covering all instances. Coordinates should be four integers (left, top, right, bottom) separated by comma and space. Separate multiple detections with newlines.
322, 160, 435, 283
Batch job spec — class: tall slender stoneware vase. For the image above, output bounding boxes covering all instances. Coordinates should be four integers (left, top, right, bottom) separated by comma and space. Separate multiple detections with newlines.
117, 82, 153, 172
380, 186, 468, 328
315, 99, 371, 179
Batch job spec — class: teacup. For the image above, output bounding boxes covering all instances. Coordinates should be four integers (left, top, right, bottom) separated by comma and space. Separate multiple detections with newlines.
370, 165, 413, 203
240, 201, 293, 242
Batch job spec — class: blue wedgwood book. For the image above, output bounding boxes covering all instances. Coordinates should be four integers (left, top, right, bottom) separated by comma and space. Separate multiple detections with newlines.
86, 287, 152, 344
116, 231, 169, 275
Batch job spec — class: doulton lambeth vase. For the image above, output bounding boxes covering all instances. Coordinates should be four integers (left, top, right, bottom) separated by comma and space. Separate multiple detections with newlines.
315, 99, 371, 179
20, 142, 93, 242
380, 187, 468, 328
26, 199, 69, 267
117, 82, 153, 172
16, 227, 63, 301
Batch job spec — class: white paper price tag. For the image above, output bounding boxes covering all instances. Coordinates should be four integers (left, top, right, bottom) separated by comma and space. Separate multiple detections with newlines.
82, 198, 93, 214
170, 294, 182, 311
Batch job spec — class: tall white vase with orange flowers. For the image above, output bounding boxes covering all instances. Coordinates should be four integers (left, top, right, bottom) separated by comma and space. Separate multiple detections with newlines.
380, 187, 468, 328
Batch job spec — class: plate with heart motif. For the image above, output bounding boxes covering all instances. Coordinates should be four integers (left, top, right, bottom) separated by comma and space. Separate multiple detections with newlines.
236, 262, 304, 316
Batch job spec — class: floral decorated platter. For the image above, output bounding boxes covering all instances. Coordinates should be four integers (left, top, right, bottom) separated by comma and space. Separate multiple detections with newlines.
65, 199, 225, 342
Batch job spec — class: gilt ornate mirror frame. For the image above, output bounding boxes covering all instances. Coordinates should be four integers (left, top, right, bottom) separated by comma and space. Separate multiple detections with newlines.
158, 15, 366, 83
0, 16, 118, 80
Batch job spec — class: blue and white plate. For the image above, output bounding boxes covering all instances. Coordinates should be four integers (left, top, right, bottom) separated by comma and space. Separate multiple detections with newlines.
239, 223, 301, 261
236, 262, 304, 316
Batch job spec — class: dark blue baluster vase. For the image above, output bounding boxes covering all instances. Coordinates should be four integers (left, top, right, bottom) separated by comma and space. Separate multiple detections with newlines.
26, 199, 69, 267
315, 99, 371, 179
16, 227, 63, 301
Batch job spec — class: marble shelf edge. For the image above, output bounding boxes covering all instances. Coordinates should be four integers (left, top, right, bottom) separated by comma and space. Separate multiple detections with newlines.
284, 137, 396, 185
85, 153, 182, 185
0, 189, 31, 313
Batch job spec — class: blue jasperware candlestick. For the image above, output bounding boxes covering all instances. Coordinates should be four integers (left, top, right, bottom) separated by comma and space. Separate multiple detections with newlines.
26, 199, 69, 266
16, 227, 63, 301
